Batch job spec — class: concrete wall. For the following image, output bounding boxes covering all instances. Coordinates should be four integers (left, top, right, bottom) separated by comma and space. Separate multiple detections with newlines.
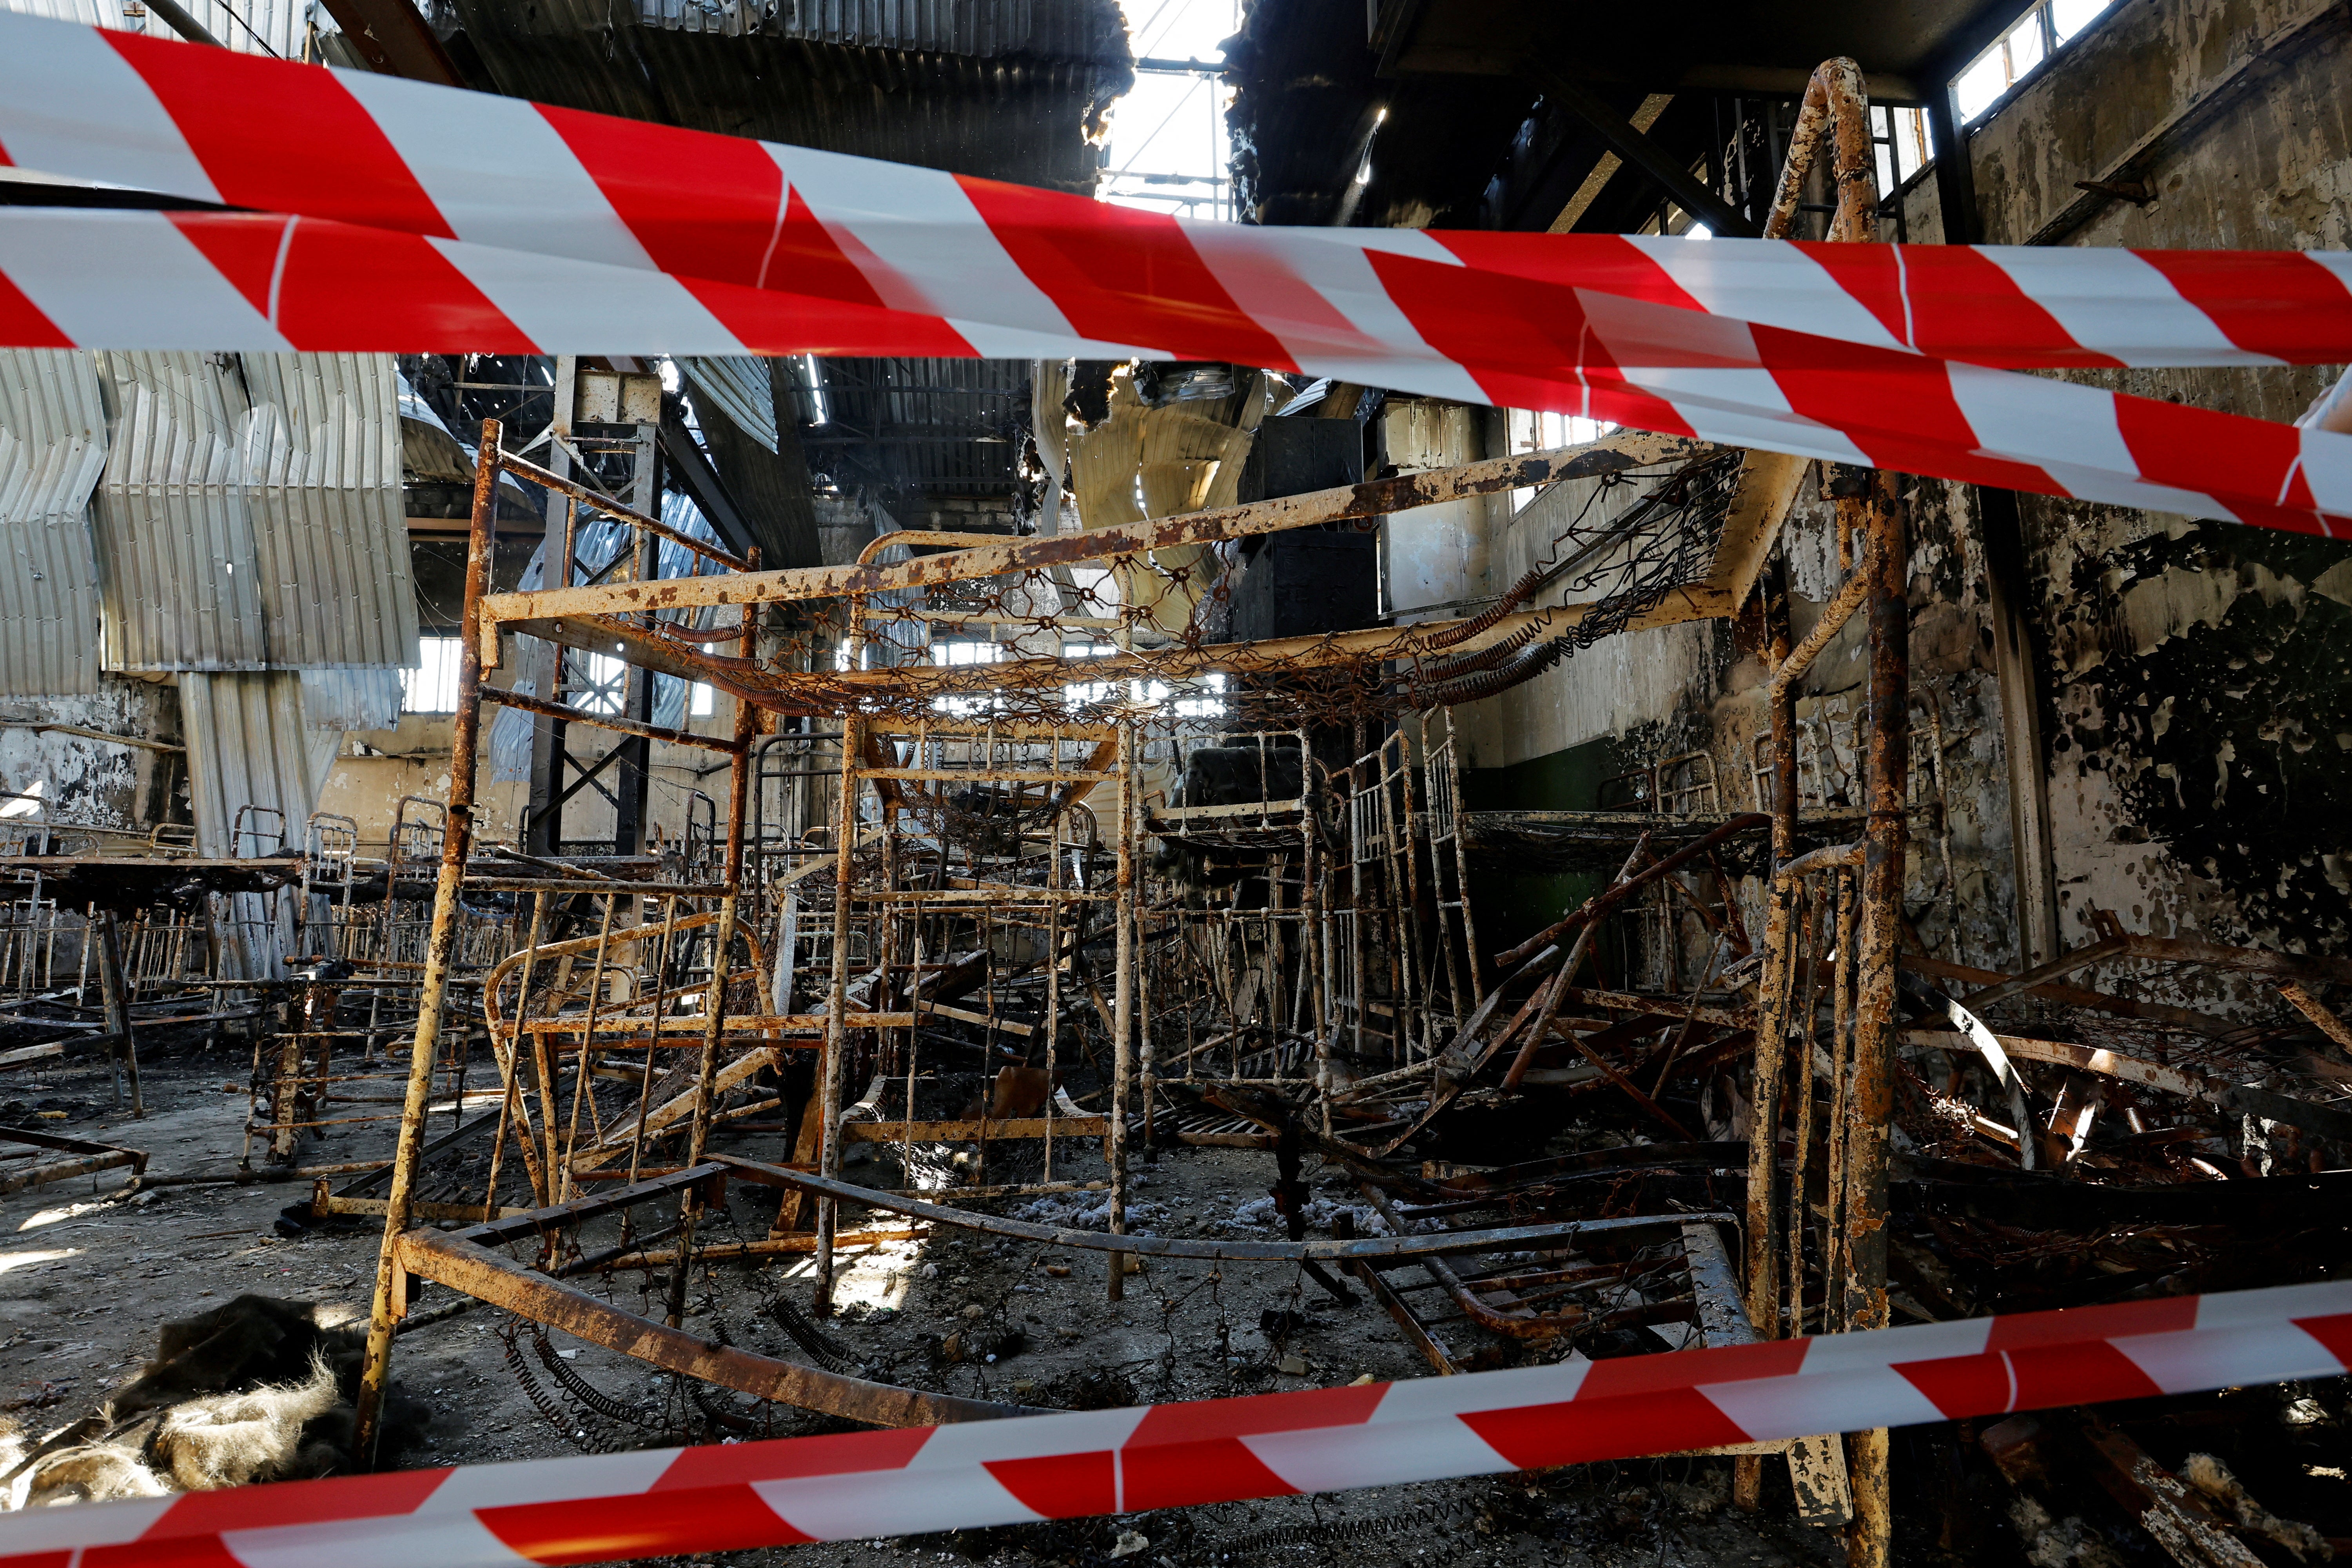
1377, 399, 1492, 618
1453, 466, 1722, 777
321, 671, 750, 860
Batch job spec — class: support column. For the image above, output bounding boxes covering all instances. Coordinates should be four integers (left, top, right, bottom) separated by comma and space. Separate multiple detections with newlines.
1842, 474, 1909, 1568
813, 710, 861, 1313
354, 416, 500, 1465
526, 361, 574, 857
669, 585, 761, 1327
98, 910, 141, 1119
1106, 719, 1134, 1301
1735, 587, 1797, 1512
612, 421, 660, 857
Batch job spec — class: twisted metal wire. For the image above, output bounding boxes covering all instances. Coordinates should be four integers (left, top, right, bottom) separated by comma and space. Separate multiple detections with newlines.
624, 455, 1734, 734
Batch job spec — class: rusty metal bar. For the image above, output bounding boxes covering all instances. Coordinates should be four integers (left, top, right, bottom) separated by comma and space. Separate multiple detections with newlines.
1902, 952, 2238, 1038
1356, 1181, 1588, 1340
0, 1147, 141, 1195
0, 1124, 146, 1196
1746, 61, 1884, 1537
462, 877, 728, 896
1775, 841, 1863, 880
2281, 980, 2352, 1056
506, 593, 1732, 717
1949, 934, 2130, 1014
838, 1116, 1109, 1142
853, 529, 1010, 565
0, 1123, 147, 1161
1763, 58, 1878, 243
813, 710, 861, 1313
2118, 936, 2352, 985
135, 1159, 387, 1188
557, 893, 620, 1203
397, 1241, 1031, 1427
1502, 840, 1650, 1093
1767, 570, 1873, 707
512, 897, 562, 1202
1107, 719, 1135, 1301
1900, 1024, 2352, 1143
1492, 814, 1769, 971
1349, 1256, 1459, 1374
592, 1229, 924, 1269
482, 436, 1702, 628
1842, 469, 1907, 1568
352, 416, 501, 1467
479, 685, 747, 754
669, 603, 761, 1327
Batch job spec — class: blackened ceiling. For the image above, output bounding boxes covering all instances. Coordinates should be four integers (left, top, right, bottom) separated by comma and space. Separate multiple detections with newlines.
1227, 0, 2038, 233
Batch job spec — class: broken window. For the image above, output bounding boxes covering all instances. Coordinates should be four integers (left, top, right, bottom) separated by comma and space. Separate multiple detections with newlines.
1955, 0, 2116, 122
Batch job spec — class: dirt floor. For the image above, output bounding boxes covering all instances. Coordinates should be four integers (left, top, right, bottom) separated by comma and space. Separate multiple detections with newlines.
2, 1051, 1902, 1568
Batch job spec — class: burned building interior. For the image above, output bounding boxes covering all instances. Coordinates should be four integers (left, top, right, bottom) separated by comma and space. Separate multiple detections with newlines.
1, 0, 2351, 1563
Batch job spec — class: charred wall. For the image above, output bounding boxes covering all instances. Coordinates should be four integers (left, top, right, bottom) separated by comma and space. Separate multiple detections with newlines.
1894, 0, 2352, 962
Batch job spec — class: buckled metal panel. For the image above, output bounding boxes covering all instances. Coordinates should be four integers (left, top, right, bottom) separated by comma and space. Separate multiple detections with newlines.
90, 351, 419, 674
0, 348, 107, 696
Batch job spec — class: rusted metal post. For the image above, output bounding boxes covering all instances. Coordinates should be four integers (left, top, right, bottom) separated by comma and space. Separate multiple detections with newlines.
1305, 786, 1331, 1136
1823, 863, 1860, 1315
1842, 474, 1908, 1568
558, 891, 620, 1201
813, 709, 861, 1313
98, 910, 141, 1118
1763, 58, 1878, 243
354, 416, 500, 1466
1748, 59, 1892, 1550
1106, 719, 1134, 1301
669, 597, 761, 1328
1135, 733, 1157, 1161
512, 894, 561, 1198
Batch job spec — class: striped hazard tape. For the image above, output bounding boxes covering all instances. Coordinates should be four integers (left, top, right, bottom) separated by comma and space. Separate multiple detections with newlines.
2, 1279, 2348, 1566
2, 12, 2351, 538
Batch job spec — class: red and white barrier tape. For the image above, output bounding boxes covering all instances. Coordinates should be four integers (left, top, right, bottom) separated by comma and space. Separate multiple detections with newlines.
4, 1279, 2348, 1566
0, 13, 2350, 539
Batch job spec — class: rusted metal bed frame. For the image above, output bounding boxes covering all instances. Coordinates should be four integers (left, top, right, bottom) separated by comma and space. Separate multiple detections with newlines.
343, 393, 1814, 1474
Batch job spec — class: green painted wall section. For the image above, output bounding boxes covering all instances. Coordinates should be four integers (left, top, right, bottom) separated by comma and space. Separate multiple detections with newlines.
1461, 735, 1630, 973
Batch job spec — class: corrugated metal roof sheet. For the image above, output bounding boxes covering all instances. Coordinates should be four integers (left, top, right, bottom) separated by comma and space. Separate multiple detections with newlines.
93, 354, 272, 672
0, 0, 305, 58
300, 667, 404, 730
0, 0, 107, 27
0, 349, 106, 697
445, 0, 1129, 195
638, 0, 1105, 57
811, 356, 1029, 497
179, 669, 341, 978
678, 357, 778, 454
399, 370, 475, 482
241, 353, 417, 669
91, 351, 419, 673
180, 670, 338, 856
